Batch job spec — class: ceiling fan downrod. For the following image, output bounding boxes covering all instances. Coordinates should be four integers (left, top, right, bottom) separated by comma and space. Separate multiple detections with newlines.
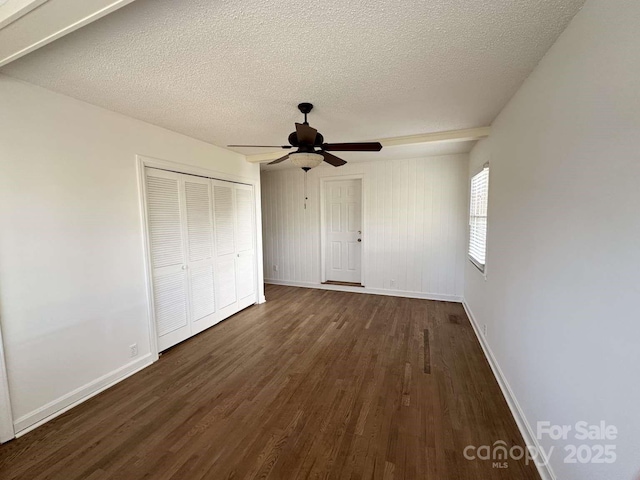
298, 102, 313, 125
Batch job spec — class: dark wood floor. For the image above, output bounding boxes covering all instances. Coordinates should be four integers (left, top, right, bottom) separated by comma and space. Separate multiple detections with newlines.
0, 285, 539, 480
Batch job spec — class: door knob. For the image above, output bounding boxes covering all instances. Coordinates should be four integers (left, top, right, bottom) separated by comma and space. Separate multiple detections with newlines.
357, 239, 362, 242
181, 265, 187, 270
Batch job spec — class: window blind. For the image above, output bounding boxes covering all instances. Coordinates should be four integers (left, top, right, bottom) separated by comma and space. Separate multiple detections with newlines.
469, 167, 489, 270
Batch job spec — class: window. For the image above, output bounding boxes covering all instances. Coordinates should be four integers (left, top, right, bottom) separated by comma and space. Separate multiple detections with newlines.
469, 166, 489, 272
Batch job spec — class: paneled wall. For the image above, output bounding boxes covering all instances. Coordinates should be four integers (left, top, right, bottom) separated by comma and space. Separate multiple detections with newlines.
261, 154, 469, 300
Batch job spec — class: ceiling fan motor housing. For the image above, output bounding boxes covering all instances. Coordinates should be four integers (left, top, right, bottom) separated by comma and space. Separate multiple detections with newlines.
288, 131, 324, 149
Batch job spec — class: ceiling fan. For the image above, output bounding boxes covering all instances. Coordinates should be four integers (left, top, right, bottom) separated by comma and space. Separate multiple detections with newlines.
228, 103, 383, 170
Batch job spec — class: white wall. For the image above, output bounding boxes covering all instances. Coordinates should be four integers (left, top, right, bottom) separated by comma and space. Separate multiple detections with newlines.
261, 155, 468, 301
464, 1, 640, 479
0, 75, 262, 433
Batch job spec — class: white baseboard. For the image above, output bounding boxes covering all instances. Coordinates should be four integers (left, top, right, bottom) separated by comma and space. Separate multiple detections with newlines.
462, 301, 556, 480
13, 353, 154, 435
264, 279, 462, 303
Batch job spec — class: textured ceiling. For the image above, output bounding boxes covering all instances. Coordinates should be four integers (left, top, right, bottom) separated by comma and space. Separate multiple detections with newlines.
1, 0, 584, 157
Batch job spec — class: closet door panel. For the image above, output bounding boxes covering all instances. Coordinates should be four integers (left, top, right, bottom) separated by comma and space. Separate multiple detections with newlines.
189, 265, 216, 321
145, 168, 190, 350
185, 180, 214, 262
213, 182, 235, 255
235, 186, 254, 253
216, 255, 237, 309
146, 174, 185, 269
184, 177, 216, 326
212, 180, 238, 314
236, 254, 254, 301
153, 271, 189, 336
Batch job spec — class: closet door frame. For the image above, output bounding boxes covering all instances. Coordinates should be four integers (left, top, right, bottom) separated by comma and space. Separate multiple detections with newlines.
234, 182, 257, 310
0, 324, 14, 443
137, 155, 264, 360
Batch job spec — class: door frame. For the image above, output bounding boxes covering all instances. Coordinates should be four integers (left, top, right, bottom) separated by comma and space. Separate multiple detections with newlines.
136, 155, 265, 359
0, 322, 15, 443
319, 174, 365, 286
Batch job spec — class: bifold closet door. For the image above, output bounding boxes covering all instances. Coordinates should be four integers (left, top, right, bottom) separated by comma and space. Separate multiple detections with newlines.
146, 169, 256, 352
211, 180, 257, 314
145, 169, 191, 350
183, 176, 217, 336
146, 169, 218, 350
211, 180, 239, 318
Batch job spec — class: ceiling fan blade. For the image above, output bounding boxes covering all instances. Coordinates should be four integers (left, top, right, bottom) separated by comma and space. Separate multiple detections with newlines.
227, 145, 292, 149
321, 151, 347, 167
295, 123, 318, 144
267, 154, 290, 165
321, 142, 383, 152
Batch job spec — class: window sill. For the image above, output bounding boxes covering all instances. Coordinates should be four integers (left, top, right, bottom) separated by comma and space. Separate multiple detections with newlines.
469, 257, 487, 279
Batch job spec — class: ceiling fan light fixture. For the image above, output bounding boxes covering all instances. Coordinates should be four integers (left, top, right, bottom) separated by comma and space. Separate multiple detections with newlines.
237, 103, 383, 167
289, 152, 323, 170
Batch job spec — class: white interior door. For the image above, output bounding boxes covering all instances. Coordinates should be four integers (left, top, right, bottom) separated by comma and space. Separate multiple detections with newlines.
212, 180, 238, 317
145, 169, 191, 351
234, 183, 256, 309
324, 179, 362, 284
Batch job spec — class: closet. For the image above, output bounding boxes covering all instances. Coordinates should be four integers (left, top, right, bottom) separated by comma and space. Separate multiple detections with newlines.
145, 168, 256, 351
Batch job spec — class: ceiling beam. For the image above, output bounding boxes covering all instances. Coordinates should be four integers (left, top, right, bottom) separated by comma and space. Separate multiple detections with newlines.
244, 126, 490, 163
0, 0, 48, 30
0, 0, 138, 67
378, 126, 490, 147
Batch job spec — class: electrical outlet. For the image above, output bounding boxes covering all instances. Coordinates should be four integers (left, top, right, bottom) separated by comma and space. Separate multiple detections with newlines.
129, 343, 138, 357
273, 265, 279, 272
390, 279, 396, 288
482, 325, 488, 337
